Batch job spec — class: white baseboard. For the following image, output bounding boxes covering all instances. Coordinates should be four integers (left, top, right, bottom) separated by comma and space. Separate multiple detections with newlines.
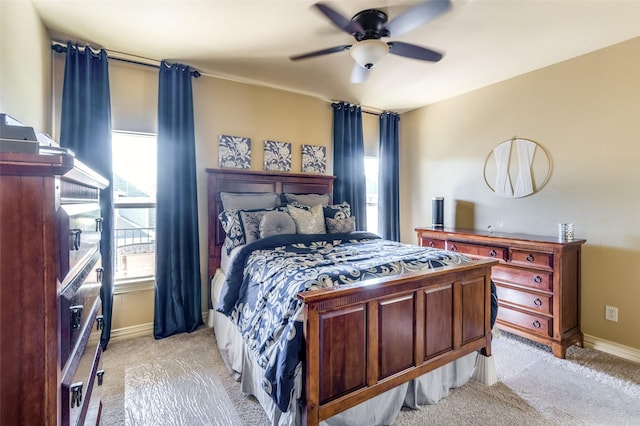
109, 311, 211, 342
583, 334, 640, 364
110, 322, 154, 342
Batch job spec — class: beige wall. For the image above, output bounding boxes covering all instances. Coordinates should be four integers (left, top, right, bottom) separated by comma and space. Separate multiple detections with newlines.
401, 37, 640, 351
0, 0, 51, 132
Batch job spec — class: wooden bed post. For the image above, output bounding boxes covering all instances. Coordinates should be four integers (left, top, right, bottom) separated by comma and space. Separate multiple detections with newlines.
302, 303, 321, 426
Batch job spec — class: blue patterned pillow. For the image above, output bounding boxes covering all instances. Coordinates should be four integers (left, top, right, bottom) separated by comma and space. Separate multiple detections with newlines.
240, 209, 273, 243
323, 202, 351, 219
219, 209, 245, 254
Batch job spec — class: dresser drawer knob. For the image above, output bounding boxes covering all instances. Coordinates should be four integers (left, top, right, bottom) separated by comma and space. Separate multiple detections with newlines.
526, 254, 535, 262
97, 370, 105, 386
70, 305, 83, 330
533, 275, 543, 284
96, 315, 105, 331
429, 241, 435, 247
450, 244, 457, 251
489, 249, 497, 257
70, 382, 83, 408
532, 320, 541, 329
534, 298, 543, 307
69, 229, 83, 250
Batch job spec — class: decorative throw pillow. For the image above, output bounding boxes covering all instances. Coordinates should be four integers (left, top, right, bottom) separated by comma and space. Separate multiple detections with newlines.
260, 211, 296, 238
287, 203, 326, 234
323, 202, 351, 219
326, 216, 356, 233
284, 193, 330, 207
220, 192, 279, 211
288, 200, 311, 210
239, 209, 273, 243
218, 209, 245, 254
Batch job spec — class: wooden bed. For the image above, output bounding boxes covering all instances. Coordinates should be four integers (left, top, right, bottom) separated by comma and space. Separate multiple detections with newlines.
206, 168, 497, 426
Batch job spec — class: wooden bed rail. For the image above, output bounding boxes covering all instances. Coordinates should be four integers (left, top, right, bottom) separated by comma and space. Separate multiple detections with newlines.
298, 259, 498, 425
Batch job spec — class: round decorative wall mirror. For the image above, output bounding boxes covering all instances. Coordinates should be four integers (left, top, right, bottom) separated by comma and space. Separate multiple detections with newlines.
483, 137, 552, 198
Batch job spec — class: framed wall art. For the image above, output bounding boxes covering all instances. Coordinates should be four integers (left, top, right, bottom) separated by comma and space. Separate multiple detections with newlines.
483, 137, 552, 198
301, 144, 326, 174
219, 134, 251, 169
263, 140, 292, 172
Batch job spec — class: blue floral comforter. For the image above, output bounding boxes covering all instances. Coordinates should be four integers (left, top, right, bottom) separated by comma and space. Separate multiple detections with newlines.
216, 232, 473, 412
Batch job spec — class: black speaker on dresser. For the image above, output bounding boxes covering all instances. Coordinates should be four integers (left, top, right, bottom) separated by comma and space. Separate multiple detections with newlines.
432, 197, 444, 228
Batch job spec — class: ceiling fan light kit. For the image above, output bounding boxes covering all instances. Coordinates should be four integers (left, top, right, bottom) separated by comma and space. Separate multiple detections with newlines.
290, 0, 452, 83
350, 40, 389, 69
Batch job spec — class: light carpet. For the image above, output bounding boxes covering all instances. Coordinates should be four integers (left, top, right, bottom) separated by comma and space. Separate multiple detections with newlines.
101, 327, 640, 425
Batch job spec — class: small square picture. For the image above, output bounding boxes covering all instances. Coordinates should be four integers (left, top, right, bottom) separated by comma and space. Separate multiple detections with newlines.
218, 134, 251, 169
263, 140, 292, 172
301, 144, 326, 174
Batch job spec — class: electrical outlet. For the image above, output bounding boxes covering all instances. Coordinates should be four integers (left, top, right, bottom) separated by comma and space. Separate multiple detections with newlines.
605, 305, 618, 322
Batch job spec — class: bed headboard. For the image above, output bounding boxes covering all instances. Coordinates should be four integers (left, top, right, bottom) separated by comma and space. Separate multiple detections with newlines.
206, 168, 335, 282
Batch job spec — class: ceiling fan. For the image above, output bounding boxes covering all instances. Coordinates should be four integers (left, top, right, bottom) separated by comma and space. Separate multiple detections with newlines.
290, 0, 452, 83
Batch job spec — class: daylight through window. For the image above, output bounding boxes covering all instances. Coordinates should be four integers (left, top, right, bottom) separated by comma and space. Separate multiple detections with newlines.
365, 156, 379, 234
112, 131, 157, 281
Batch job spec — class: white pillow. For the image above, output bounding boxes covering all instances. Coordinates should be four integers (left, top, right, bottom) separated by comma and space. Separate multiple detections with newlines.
287, 204, 326, 234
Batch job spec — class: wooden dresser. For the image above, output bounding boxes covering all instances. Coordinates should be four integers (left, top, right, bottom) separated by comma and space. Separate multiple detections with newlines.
416, 227, 586, 358
1, 152, 108, 424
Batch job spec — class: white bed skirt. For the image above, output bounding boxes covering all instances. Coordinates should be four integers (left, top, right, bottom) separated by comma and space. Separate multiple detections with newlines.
211, 269, 478, 426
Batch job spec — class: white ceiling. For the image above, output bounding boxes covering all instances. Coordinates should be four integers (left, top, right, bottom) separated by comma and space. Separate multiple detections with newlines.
32, 0, 640, 113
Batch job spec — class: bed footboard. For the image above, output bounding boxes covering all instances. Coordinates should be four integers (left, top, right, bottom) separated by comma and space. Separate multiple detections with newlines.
298, 259, 497, 426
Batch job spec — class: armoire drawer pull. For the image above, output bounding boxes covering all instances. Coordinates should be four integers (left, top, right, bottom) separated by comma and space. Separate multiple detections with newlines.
96, 370, 105, 386
70, 305, 83, 330
96, 315, 105, 331
69, 229, 82, 250
70, 382, 83, 408
533, 275, 543, 284
489, 249, 497, 257
450, 244, 457, 251
532, 320, 541, 328
429, 241, 435, 247
534, 298, 543, 307
526, 254, 534, 262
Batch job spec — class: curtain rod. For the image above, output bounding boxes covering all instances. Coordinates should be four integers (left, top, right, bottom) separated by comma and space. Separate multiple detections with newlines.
51, 42, 201, 78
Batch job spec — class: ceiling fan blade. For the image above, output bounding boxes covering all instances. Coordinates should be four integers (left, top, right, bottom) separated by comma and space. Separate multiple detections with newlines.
385, 0, 452, 37
388, 41, 443, 62
290, 45, 352, 61
314, 2, 365, 36
350, 63, 370, 84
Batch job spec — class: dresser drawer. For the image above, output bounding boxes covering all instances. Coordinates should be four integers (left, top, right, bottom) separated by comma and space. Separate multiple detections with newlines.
510, 249, 553, 270
492, 265, 552, 292
495, 284, 552, 314
57, 202, 103, 280
446, 241, 507, 261
60, 250, 103, 366
61, 317, 103, 426
419, 237, 445, 249
497, 306, 552, 338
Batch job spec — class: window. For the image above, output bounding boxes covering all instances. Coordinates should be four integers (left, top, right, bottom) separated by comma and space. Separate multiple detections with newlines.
365, 156, 379, 234
112, 131, 156, 281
